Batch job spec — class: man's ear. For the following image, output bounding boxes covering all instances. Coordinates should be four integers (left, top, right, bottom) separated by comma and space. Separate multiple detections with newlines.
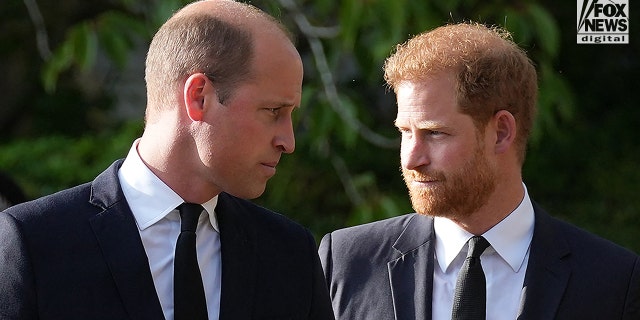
493, 109, 517, 154
183, 73, 214, 121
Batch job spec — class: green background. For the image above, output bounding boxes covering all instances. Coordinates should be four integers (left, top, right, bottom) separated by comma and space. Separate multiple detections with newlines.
1, 0, 638, 252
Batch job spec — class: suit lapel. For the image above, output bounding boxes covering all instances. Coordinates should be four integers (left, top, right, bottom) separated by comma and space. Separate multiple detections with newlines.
388, 214, 435, 320
216, 193, 258, 320
88, 160, 165, 320
517, 204, 571, 320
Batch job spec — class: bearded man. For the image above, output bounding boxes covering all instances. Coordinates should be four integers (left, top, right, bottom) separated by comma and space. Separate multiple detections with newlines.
318, 22, 639, 320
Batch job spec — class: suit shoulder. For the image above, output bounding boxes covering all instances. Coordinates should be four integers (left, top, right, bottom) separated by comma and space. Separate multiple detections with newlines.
329, 213, 424, 242
534, 204, 639, 270
318, 213, 432, 302
2, 182, 92, 222
552, 215, 638, 260
321, 213, 430, 260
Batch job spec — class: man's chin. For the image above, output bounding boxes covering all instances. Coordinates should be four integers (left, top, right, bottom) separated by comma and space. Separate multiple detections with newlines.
227, 184, 267, 200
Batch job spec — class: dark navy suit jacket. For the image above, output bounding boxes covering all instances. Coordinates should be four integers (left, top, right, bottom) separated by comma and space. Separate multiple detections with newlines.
319, 204, 640, 319
0, 160, 334, 320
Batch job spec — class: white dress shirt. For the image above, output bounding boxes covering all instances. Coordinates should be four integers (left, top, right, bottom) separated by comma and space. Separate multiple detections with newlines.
118, 140, 221, 320
432, 184, 535, 320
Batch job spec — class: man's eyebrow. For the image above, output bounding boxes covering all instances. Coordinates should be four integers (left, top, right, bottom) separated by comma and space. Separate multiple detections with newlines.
393, 118, 445, 129
261, 100, 299, 109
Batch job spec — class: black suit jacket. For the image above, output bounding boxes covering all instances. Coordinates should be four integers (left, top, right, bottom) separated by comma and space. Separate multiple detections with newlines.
319, 204, 640, 319
0, 160, 334, 320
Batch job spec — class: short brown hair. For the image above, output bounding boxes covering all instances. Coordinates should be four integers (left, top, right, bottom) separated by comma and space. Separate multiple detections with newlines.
145, 14, 252, 112
384, 22, 538, 163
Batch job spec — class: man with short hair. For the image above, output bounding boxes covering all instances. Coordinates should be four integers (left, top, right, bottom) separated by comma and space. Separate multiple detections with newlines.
319, 22, 639, 320
0, 1, 334, 319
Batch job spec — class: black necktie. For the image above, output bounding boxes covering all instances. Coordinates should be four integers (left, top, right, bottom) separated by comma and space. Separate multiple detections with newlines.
174, 203, 208, 320
451, 236, 491, 320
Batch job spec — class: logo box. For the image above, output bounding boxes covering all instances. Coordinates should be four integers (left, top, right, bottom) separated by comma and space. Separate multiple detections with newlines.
577, 0, 629, 44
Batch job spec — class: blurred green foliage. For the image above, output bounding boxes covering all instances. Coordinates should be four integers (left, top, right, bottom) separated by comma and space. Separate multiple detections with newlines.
0, 0, 637, 252
0, 121, 142, 197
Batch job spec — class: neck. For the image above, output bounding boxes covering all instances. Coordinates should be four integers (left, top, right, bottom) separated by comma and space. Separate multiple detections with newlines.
137, 119, 221, 203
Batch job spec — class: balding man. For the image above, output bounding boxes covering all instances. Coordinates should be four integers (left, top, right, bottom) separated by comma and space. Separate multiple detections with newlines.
0, 1, 334, 319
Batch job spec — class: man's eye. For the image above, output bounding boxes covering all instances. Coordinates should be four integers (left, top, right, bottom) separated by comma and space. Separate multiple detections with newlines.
266, 108, 280, 115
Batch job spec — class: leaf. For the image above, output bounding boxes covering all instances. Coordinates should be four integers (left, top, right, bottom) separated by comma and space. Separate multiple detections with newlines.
379, 195, 405, 218
73, 22, 98, 72
150, 0, 183, 30
383, 0, 407, 44
541, 67, 575, 121
528, 3, 560, 57
336, 93, 360, 148
338, 0, 363, 52
409, 1, 440, 34
502, 8, 532, 44
98, 29, 130, 69
41, 40, 74, 93
99, 11, 148, 37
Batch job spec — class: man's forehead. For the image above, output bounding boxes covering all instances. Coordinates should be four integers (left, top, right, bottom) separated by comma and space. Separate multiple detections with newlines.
396, 111, 436, 118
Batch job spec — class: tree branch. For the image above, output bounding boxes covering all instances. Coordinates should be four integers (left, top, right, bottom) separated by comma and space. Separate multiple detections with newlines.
23, 0, 52, 60
277, 0, 399, 149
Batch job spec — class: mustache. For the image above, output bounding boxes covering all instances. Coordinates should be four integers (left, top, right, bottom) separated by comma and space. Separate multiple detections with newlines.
401, 167, 445, 182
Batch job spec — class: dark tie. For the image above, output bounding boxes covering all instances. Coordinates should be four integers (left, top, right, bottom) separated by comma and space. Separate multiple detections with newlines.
174, 203, 208, 320
451, 236, 491, 320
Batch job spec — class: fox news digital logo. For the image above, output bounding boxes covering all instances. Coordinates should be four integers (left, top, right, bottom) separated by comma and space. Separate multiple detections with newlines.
577, 0, 629, 44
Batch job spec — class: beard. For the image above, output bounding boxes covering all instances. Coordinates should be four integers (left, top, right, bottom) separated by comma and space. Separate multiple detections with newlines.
402, 144, 497, 220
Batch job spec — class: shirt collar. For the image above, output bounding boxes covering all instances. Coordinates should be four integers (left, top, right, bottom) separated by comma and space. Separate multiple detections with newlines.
434, 183, 534, 273
118, 139, 219, 232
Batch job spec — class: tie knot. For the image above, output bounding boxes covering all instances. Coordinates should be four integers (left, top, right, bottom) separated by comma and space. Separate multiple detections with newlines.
178, 203, 203, 233
467, 236, 490, 258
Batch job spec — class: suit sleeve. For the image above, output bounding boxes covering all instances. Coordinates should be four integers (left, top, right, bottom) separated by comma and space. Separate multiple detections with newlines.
0, 213, 38, 319
318, 233, 332, 288
307, 231, 335, 320
623, 255, 640, 320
